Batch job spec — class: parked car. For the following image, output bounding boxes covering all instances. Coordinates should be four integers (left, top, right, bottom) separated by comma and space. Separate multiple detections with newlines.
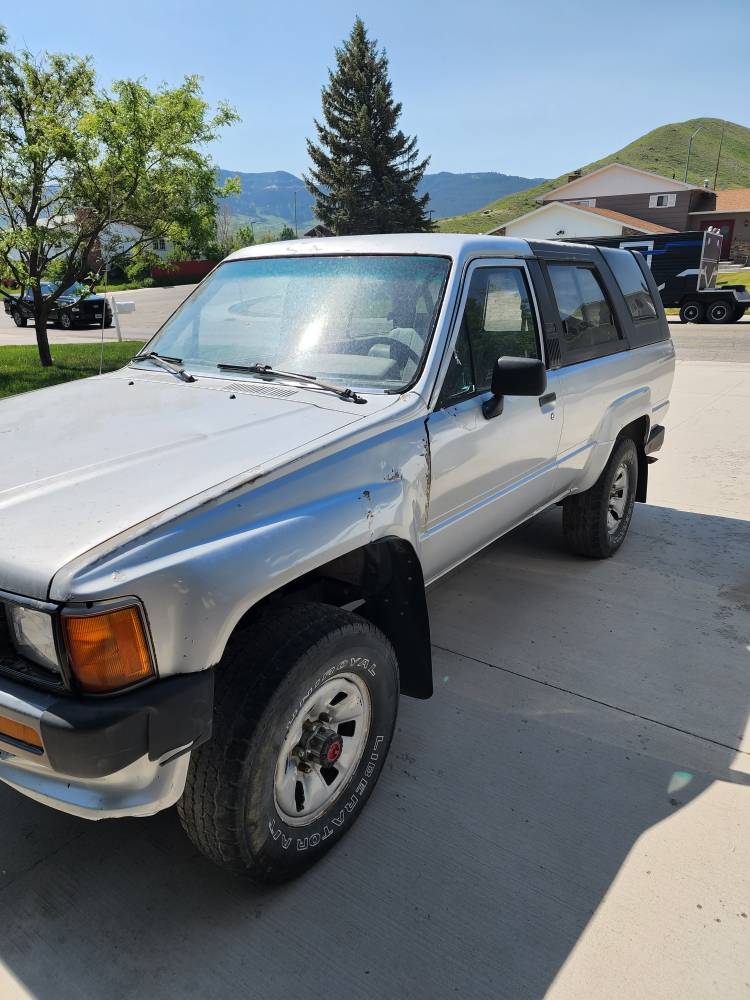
3, 281, 113, 329
0, 234, 673, 882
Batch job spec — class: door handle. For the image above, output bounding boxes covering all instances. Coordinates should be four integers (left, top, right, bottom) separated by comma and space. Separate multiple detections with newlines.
539, 392, 556, 407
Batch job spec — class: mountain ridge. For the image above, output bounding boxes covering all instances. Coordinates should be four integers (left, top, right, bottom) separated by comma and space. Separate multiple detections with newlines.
217, 167, 545, 232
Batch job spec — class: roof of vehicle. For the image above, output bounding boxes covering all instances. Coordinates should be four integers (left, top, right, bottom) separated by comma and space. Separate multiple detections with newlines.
226, 232, 534, 261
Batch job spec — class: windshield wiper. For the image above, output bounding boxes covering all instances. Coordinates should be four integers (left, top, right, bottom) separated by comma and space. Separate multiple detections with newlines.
132, 351, 197, 383
216, 362, 367, 404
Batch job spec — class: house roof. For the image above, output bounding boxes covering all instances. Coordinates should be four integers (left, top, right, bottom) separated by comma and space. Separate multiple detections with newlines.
689, 188, 750, 214
572, 204, 677, 234
539, 162, 710, 203
487, 199, 677, 237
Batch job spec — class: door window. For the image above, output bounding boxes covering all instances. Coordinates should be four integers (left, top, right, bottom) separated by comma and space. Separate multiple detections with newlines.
546, 264, 622, 362
438, 266, 540, 405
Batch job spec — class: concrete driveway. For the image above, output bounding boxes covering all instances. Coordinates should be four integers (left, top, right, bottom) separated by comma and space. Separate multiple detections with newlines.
0, 350, 748, 997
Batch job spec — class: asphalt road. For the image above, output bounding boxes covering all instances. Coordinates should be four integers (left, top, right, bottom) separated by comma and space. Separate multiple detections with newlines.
0, 284, 191, 347
0, 315, 749, 998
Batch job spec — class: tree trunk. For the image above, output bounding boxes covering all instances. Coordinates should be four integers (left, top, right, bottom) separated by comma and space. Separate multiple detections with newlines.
34, 308, 53, 367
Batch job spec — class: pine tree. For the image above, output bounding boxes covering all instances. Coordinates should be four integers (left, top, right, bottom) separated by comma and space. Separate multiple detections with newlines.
305, 19, 433, 235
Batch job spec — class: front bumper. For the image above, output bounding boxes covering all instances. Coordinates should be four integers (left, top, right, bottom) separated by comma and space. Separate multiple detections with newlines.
0, 671, 213, 819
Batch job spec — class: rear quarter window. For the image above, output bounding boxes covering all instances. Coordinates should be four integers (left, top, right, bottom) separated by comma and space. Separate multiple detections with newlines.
599, 246, 670, 348
602, 248, 658, 321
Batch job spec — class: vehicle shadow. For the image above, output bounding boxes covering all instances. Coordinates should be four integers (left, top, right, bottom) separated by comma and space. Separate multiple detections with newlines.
0, 503, 747, 999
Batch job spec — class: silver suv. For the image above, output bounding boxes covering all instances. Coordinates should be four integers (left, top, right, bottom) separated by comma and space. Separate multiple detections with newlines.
0, 234, 673, 881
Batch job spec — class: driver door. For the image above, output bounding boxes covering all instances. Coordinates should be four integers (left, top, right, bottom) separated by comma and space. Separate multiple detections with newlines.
421, 259, 563, 582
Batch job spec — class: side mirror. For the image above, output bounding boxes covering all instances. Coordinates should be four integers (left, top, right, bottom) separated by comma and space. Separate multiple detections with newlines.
482, 356, 547, 419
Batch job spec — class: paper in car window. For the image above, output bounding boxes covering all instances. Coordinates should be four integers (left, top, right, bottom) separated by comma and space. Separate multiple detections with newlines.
483, 272, 524, 332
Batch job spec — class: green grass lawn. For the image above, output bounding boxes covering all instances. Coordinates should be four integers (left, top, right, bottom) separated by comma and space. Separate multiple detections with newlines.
0, 342, 142, 400
717, 270, 750, 290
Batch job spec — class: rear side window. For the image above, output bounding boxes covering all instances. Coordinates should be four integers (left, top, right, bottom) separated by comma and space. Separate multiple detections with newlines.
547, 264, 622, 362
603, 249, 658, 321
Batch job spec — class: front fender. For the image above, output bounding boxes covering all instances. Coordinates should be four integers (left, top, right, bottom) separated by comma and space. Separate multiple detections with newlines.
51, 418, 431, 676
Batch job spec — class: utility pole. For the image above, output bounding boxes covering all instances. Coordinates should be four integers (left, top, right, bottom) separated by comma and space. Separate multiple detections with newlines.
294, 191, 298, 237
713, 121, 726, 190
683, 126, 703, 183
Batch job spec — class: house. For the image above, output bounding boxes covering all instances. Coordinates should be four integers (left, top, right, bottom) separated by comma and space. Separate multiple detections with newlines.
686, 188, 750, 262
536, 163, 716, 229
99, 223, 172, 262
488, 162, 747, 257
491, 199, 678, 241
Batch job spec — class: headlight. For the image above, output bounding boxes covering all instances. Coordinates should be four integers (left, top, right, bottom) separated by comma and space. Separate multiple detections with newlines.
6, 605, 60, 674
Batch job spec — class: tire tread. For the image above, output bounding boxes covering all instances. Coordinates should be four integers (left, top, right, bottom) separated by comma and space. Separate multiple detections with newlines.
178, 603, 391, 876
562, 437, 637, 559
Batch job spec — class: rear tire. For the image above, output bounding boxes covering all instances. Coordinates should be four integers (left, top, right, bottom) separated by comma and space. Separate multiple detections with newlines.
11, 308, 27, 328
59, 311, 74, 330
706, 299, 732, 324
562, 437, 638, 559
679, 300, 703, 324
178, 603, 399, 882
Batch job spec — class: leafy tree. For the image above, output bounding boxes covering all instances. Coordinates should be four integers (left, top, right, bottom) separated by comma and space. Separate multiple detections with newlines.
0, 26, 238, 365
278, 225, 296, 241
305, 18, 432, 235
233, 224, 256, 249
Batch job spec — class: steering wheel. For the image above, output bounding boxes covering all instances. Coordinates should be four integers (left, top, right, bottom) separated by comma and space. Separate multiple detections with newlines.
228, 295, 283, 318
366, 336, 422, 371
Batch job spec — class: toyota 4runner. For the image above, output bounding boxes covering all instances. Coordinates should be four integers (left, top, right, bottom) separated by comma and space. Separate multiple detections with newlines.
0, 234, 673, 881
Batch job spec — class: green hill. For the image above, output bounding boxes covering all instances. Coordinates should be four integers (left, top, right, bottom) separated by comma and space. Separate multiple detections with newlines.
437, 118, 750, 234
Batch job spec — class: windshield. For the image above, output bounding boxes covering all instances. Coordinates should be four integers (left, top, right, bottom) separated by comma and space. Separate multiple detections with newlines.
144, 254, 451, 391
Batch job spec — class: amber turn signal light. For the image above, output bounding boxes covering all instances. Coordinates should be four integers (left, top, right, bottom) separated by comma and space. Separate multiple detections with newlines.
0, 716, 43, 750
63, 606, 154, 693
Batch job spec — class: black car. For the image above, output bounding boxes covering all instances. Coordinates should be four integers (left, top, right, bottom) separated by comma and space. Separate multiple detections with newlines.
3, 282, 113, 330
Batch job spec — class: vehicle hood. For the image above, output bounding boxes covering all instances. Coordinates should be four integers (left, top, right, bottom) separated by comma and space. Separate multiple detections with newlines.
0, 370, 380, 600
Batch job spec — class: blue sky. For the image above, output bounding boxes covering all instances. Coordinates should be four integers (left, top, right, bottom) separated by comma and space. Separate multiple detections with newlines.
2, 0, 747, 179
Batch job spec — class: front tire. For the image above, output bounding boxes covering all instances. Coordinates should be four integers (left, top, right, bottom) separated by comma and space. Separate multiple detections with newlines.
11, 308, 27, 328
178, 603, 399, 882
562, 437, 638, 558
